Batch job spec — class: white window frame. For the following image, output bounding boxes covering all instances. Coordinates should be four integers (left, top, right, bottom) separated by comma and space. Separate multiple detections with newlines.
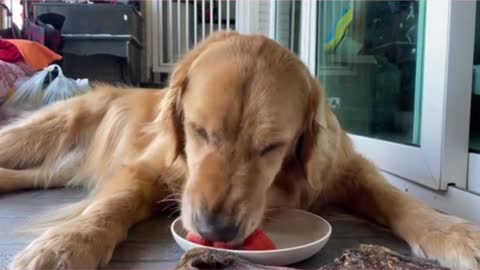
299, 0, 475, 191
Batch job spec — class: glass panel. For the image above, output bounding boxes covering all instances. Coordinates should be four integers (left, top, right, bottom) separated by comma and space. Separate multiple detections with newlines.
470, 1, 480, 153
315, 0, 425, 145
275, 0, 301, 54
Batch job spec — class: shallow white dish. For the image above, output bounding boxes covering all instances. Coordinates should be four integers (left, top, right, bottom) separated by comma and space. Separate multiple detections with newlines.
170, 208, 332, 266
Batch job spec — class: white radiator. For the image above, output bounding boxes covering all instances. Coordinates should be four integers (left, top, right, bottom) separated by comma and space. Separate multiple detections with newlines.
148, 0, 299, 74
150, 0, 237, 73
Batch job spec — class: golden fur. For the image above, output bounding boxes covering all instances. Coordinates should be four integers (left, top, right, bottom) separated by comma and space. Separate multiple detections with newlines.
2, 31, 480, 270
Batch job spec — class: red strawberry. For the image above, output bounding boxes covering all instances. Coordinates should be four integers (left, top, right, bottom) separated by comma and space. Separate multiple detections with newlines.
186, 232, 213, 246
242, 229, 276, 250
213, 242, 234, 249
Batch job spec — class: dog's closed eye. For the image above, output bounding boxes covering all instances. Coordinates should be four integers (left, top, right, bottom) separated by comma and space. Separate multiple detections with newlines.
260, 142, 284, 156
190, 124, 209, 142
196, 127, 209, 142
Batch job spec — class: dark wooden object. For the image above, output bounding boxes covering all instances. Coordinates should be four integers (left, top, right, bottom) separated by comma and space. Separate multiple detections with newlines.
175, 245, 448, 270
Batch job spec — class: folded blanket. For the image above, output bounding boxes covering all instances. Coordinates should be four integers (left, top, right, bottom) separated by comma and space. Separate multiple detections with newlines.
0, 39, 23, 63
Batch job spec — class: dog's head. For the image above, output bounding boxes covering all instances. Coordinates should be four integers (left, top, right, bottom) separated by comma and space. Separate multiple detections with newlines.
161, 31, 329, 244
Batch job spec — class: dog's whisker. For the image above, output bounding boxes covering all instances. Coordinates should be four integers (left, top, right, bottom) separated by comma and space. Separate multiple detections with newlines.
167, 209, 181, 219
158, 198, 181, 203
263, 209, 284, 223
157, 194, 182, 204
160, 193, 181, 200
160, 204, 176, 212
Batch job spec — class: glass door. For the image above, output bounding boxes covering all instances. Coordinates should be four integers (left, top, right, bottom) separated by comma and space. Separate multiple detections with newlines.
302, 0, 474, 190
237, 0, 475, 191
468, 1, 480, 194
274, 0, 301, 54
316, 1, 423, 145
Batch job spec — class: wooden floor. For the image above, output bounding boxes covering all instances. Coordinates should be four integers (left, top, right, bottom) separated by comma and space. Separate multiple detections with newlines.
0, 188, 411, 269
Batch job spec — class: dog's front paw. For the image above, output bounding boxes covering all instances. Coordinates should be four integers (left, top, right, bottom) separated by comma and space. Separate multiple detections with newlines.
410, 215, 480, 270
9, 229, 113, 270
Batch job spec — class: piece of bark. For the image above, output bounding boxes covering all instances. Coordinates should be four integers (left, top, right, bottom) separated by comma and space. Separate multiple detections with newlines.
175, 248, 296, 270
319, 245, 448, 270
175, 245, 448, 270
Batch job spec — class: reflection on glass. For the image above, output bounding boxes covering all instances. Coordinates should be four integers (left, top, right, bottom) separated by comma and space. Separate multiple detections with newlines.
316, 0, 425, 145
470, 1, 480, 152
275, 0, 301, 54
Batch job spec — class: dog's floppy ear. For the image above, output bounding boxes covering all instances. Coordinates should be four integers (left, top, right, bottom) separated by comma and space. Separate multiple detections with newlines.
158, 30, 240, 164
296, 76, 331, 190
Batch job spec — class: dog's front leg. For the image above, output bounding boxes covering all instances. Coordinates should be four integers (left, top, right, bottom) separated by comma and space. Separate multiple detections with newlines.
9, 165, 162, 270
327, 154, 480, 270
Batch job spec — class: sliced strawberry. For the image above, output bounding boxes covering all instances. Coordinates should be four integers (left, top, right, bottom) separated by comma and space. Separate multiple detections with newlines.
242, 229, 276, 250
186, 232, 213, 246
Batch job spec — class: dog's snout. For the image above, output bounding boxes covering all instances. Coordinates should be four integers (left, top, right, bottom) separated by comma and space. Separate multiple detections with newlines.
195, 212, 239, 242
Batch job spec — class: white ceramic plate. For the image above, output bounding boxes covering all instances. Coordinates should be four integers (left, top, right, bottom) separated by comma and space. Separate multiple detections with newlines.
170, 208, 332, 266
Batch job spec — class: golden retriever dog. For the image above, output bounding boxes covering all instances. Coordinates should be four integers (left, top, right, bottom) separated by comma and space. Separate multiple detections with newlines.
2, 31, 480, 270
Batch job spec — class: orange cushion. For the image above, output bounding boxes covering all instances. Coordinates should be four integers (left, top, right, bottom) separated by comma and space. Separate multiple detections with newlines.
6, 39, 62, 71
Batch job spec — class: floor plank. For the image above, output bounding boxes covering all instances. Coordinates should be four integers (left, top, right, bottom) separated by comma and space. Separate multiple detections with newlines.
0, 189, 411, 269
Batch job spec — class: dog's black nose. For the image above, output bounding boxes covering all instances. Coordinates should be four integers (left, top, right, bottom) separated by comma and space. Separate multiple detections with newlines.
196, 213, 239, 242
